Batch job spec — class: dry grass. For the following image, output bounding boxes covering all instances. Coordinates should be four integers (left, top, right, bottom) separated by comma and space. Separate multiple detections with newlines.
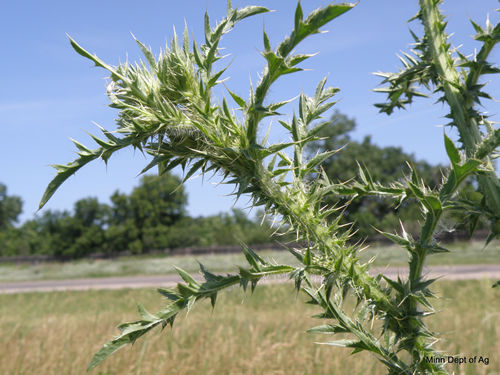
0, 280, 499, 374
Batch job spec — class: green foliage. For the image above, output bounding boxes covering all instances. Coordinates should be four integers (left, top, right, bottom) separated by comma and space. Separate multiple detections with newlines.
38, 1, 500, 374
105, 173, 187, 252
26, 203, 107, 257
175, 208, 279, 247
2, 174, 187, 257
0, 183, 29, 257
1, 174, 276, 257
305, 110, 444, 239
0, 183, 23, 231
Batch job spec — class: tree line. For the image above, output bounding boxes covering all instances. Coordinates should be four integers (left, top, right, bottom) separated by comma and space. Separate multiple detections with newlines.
1, 111, 466, 258
0, 174, 278, 257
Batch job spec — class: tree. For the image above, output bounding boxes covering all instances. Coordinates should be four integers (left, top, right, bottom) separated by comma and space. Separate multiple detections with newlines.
306, 111, 443, 238
25, 198, 109, 257
27, 209, 75, 256
0, 183, 23, 231
0, 183, 26, 256
184, 208, 279, 247
69, 197, 108, 256
4, 173, 186, 257
106, 173, 187, 252
129, 174, 186, 228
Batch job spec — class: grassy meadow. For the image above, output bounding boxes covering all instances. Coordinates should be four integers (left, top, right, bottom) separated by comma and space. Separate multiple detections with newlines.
1, 279, 499, 374
1, 240, 499, 282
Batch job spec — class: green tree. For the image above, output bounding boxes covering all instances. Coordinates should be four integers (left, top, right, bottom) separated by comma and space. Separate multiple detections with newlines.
106, 173, 187, 252
26, 209, 75, 255
1, 173, 186, 257
306, 111, 443, 238
129, 174, 186, 228
105, 191, 141, 253
0, 183, 23, 231
0, 183, 26, 256
186, 208, 278, 247
25, 198, 109, 257
69, 197, 108, 256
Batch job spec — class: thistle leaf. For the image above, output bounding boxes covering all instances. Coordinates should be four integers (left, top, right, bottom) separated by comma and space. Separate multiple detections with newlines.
181, 159, 206, 184
239, 240, 266, 271
378, 231, 410, 247
444, 133, 460, 165
307, 324, 349, 334
137, 302, 158, 322
68, 36, 123, 79
39, 148, 102, 210
234, 5, 269, 22
174, 266, 201, 287
87, 321, 161, 372
134, 36, 157, 71
226, 88, 246, 107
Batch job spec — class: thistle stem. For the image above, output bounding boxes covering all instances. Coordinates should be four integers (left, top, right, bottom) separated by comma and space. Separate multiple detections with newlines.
420, 0, 500, 213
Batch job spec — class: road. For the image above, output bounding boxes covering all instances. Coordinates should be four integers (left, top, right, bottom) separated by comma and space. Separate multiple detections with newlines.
1, 264, 500, 294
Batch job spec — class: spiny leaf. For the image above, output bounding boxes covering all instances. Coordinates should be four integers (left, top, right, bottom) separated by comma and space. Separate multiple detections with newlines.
157, 288, 181, 301
209, 293, 218, 309
198, 262, 225, 282
307, 118, 334, 138
174, 265, 201, 286
226, 88, 246, 107
192, 38, 205, 69
263, 28, 271, 52
208, 65, 229, 88
234, 5, 269, 22
159, 158, 185, 176
262, 142, 295, 157
139, 154, 171, 175
460, 159, 483, 176
182, 23, 190, 55
39, 148, 102, 210
87, 321, 161, 372
288, 247, 305, 263
425, 195, 442, 211
68, 36, 123, 80
303, 247, 312, 266
307, 324, 349, 334
444, 133, 460, 165
277, 3, 356, 57
137, 302, 157, 322
318, 339, 369, 351
239, 240, 266, 271
133, 36, 157, 71
382, 275, 406, 295
378, 231, 410, 247
181, 159, 206, 184
305, 150, 337, 172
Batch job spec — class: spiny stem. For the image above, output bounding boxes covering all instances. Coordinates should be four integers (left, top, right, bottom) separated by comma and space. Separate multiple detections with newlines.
420, 0, 500, 214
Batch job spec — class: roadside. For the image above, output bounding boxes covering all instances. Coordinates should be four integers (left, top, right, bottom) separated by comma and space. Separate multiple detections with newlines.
1, 241, 499, 283
2, 264, 500, 294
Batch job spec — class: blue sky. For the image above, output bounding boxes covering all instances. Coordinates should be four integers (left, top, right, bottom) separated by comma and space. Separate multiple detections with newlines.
2, 1, 500, 223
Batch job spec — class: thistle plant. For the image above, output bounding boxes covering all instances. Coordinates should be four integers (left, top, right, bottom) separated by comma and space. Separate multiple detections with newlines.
374, 0, 500, 244
39, 1, 500, 374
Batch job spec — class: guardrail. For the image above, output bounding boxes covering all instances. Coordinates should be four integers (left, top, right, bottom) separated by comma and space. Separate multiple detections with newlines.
0, 230, 490, 265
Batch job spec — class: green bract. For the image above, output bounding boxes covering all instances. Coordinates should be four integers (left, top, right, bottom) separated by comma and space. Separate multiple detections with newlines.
40, 1, 500, 374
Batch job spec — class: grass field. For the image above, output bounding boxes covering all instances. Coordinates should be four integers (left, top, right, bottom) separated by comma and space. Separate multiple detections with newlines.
1, 279, 499, 374
1, 240, 499, 283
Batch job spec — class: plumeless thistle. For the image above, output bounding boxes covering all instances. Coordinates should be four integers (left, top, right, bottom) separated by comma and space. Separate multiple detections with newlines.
39, 1, 500, 374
